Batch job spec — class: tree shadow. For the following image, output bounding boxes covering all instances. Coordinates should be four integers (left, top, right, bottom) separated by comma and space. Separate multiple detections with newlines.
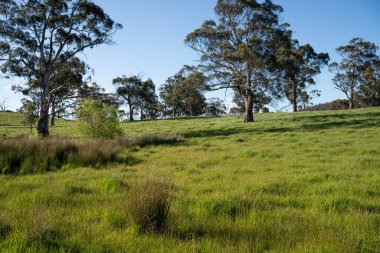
182, 111, 380, 139
183, 127, 294, 138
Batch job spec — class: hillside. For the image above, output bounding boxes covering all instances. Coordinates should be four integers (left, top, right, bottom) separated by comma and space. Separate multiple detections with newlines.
0, 108, 380, 252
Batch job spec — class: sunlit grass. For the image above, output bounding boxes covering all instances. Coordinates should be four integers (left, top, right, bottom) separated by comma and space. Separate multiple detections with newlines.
0, 108, 380, 252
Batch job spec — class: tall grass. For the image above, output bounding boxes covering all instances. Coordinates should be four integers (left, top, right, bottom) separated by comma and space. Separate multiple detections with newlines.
127, 178, 171, 233
0, 134, 184, 175
0, 136, 122, 175
119, 133, 184, 147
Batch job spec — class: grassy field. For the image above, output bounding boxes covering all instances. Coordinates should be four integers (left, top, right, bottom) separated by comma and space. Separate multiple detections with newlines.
0, 108, 380, 252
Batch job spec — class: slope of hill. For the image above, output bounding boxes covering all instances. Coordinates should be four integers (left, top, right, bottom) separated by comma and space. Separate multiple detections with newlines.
0, 108, 380, 252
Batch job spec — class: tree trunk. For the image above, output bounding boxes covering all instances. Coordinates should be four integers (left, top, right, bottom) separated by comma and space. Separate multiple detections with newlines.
129, 109, 134, 121
243, 94, 254, 123
37, 74, 50, 137
377, 88, 380, 106
349, 100, 353, 110
51, 101, 56, 126
128, 100, 134, 121
348, 87, 355, 110
244, 67, 254, 123
292, 81, 298, 112
349, 87, 354, 109
37, 111, 49, 137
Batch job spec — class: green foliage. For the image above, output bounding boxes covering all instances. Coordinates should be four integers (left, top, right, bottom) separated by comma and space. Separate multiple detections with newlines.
0, 0, 121, 136
76, 99, 124, 139
330, 38, 379, 109
127, 178, 171, 233
159, 65, 208, 117
113, 76, 160, 121
205, 98, 227, 116
21, 101, 38, 134
185, 0, 289, 122
277, 40, 329, 112
0, 0, 122, 136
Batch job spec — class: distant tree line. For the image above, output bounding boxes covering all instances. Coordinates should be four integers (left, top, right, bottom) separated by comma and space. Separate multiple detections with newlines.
0, 0, 379, 137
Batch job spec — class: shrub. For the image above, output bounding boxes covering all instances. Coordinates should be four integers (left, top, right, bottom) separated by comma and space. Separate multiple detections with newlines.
21, 101, 38, 135
127, 178, 171, 233
76, 99, 124, 139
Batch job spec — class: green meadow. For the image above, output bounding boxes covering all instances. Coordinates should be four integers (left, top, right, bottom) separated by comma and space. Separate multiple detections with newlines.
0, 108, 380, 252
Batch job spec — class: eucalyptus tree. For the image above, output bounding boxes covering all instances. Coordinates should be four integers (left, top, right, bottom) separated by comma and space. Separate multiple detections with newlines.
0, 0, 122, 136
79, 81, 117, 106
185, 0, 289, 122
329, 38, 379, 109
159, 66, 208, 117
278, 40, 329, 112
206, 98, 226, 116
356, 59, 380, 107
113, 76, 159, 121
138, 79, 160, 120
13, 57, 88, 125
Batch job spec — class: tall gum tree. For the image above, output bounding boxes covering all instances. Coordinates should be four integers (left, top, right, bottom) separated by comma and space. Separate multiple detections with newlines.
329, 38, 379, 110
185, 0, 289, 122
0, 0, 122, 136
278, 40, 329, 112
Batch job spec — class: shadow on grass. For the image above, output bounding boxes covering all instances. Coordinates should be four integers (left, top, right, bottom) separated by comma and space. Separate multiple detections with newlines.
183, 111, 380, 138
294, 111, 380, 121
183, 127, 294, 138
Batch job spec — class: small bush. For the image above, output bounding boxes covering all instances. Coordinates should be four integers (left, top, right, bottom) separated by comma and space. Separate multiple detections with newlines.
76, 99, 124, 139
127, 178, 171, 233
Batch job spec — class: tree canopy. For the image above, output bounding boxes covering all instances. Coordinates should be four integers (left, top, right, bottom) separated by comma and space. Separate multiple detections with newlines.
113, 76, 159, 121
329, 38, 379, 109
185, 0, 290, 122
159, 66, 208, 117
277, 40, 329, 112
0, 0, 122, 136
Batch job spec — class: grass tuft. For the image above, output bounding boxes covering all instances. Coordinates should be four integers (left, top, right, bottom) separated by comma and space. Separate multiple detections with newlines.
127, 178, 171, 233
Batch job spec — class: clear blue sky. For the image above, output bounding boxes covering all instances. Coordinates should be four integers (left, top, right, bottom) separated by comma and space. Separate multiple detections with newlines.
1, 0, 380, 111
